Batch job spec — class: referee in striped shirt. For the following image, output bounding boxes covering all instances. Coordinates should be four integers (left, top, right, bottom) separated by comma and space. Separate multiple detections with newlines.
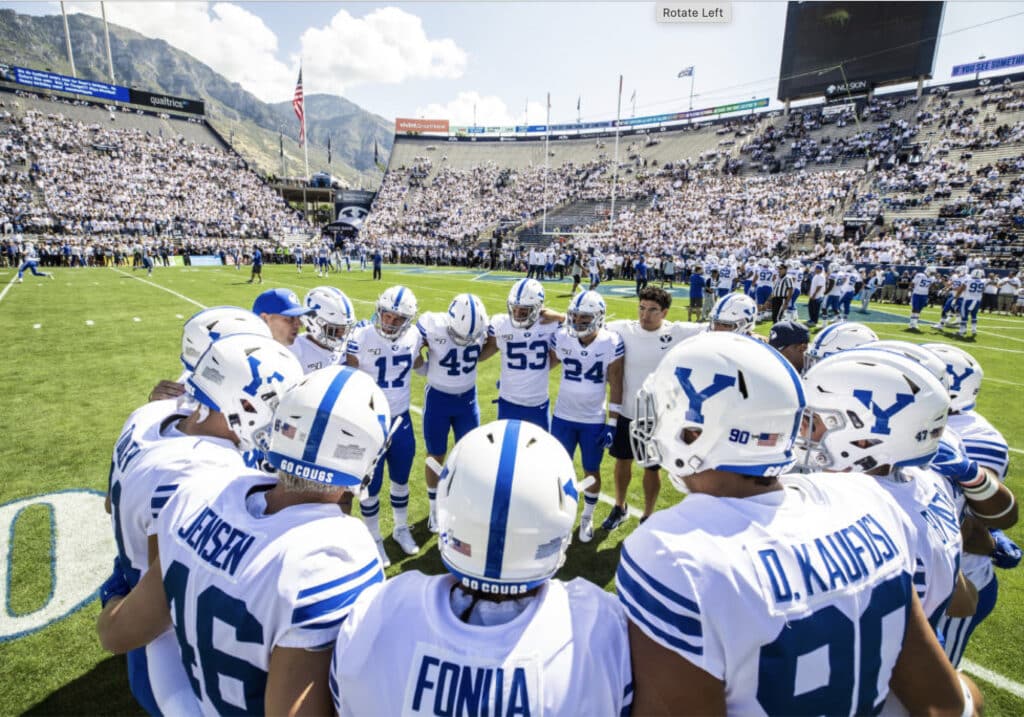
771, 264, 795, 323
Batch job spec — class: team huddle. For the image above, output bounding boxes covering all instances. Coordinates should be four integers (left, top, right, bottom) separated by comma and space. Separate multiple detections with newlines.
93, 276, 1017, 715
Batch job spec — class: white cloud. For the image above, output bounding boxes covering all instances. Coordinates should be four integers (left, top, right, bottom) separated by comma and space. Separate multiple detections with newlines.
415, 91, 548, 126
300, 7, 467, 95
66, 2, 294, 102
60, 3, 466, 103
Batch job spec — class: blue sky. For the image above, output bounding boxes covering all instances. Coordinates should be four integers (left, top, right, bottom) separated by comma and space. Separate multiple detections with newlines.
3, 2, 1023, 126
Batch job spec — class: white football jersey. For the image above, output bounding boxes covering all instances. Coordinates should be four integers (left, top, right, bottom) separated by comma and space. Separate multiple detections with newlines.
347, 323, 424, 415
827, 271, 846, 296
947, 410, 1009, 588
157, 474, 385, 716
488, 314, 561, 408
550, 327, 624, 424
910, 272, 932, 296
961, 276, 985, 303
755, 266, 775, 288
108, 400, 190, 584
717, 265, 736, 290
618, 472, 917, 716
606, 319, 702, 419
108, 401, 213, 717
874, 466, 962, 626
417, 311, 485, 394
587, 254, 601, 272
289, 332, 344, 374
330, 573, 632, 717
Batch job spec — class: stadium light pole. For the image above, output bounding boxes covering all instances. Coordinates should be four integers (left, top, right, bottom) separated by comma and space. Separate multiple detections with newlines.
60, 2, 76, 78
100, 2, 115, 84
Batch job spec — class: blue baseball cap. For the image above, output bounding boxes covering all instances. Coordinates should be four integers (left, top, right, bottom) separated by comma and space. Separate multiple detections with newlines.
252, 288, 311, 317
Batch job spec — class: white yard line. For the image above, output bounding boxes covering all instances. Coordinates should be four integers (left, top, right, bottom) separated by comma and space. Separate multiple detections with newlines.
962, 659, 1024, 700
110, 267, 207, 309
0, 274, 18, 305
1009, 447, 1024, 455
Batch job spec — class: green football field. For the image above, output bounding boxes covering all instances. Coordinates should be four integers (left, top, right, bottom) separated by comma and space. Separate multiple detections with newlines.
1, 262, 1022, 715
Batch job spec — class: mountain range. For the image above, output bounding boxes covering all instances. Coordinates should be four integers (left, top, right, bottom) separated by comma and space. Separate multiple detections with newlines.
0, 8, 393, 187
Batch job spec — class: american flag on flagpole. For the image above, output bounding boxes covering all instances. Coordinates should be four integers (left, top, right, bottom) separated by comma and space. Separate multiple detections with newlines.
678, 65, 695, 78
293, 67, 305, 146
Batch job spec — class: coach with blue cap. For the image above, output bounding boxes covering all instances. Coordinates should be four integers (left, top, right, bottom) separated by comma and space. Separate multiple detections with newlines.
253, 288, 311, 347
768, 319, 810, 373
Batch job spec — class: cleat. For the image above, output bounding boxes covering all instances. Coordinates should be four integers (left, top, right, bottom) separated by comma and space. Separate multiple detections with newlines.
428, 507, 438, 534
15, 277, 23, 283
393, 525, 419, 555
578, 517, 594, 543
601, 504, 628, 531
375, 538, 391, 568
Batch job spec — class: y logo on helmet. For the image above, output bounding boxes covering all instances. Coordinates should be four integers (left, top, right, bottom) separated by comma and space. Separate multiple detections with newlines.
674, 368, 736, 425
945, 364, 974, 392
852, 389, 914, 435
242, 355, 286, 397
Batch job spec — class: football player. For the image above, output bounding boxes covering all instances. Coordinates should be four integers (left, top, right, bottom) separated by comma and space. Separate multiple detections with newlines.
347, 285, 424, 565
293, 244, 304, 273
416, 293, 489, 533
98, 366, 391, 716
753, 257, 775, 318
14, 242, 53, 282
619, 332, 978, 716
925, 342, 1020, 667
101, 333, 303, 716
604, 286, 702, 528
291, 286, 357, 373
547, 290, 623, 542
707, 293, 758, 335
953, 269, 986, 338
329, 420, 633, 716
801, 348, 975, 635
936, 267, 967, 331
479, 278, 564, 430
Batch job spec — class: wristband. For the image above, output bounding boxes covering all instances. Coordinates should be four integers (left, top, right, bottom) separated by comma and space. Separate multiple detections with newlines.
606, 417, 618, 426
962, 474, 1000, 502
973, 493, 1016, 521
958, 674, 974, 717
608, 403, 622, 414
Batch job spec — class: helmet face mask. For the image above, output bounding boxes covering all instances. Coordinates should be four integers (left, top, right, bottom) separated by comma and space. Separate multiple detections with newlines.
566, 291, 605, 339
797, 351, 949, 474
374, 286, 417, 341
507, 279, 544, 329
303, 287, 356, 351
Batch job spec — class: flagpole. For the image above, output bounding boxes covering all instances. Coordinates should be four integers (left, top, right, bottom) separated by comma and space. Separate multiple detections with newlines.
577, 96, 581, 124
689, 71, 695, 111
610, 75, 622, 237
300, 64, 310, 221
632, 92, 637, 118
542, 91, 550, 236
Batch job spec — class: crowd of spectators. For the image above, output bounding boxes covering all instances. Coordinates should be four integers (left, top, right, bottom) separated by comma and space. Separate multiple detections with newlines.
0, 97, 309, 247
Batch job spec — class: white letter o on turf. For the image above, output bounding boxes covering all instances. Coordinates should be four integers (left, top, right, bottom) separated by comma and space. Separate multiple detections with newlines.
0, 490, 115, 642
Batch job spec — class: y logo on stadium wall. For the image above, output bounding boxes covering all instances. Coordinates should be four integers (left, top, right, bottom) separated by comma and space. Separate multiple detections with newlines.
0, 490, 115, 642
